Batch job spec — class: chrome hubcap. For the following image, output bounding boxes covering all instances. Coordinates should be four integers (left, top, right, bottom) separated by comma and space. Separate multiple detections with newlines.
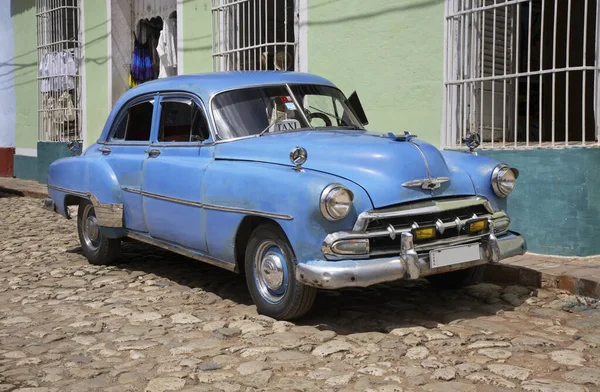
254, 241, 289, 304
81, 204, 101, 250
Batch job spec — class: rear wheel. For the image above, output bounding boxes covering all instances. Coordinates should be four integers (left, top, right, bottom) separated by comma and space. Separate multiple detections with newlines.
77, 199, 120, 265
426, 265, 486, 289
245, 223, 317, 320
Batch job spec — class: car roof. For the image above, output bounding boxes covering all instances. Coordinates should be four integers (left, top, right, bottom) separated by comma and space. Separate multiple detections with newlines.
117, 71, 337, 105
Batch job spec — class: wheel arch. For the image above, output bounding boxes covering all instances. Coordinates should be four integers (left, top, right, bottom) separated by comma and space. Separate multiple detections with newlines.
234, 215, 291, 274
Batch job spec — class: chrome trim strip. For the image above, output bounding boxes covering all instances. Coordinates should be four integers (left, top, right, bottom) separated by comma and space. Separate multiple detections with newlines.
126, 231, 236, 272
137, 189, 293, 220
353, 196, 493, 232
408, 140, 432, 178
122, 187, 142, 194
47, 184, 88, 198
203, 203, 293, 221
142, 190, 204, 208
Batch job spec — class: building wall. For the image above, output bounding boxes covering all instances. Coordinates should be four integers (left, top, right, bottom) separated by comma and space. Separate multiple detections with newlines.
12, 0, 38, 180
0, 1, 16, 176
307, 0, 445, 146
480, 148, 600, 257
84, 0, 110, 146
181, 0, 213, 74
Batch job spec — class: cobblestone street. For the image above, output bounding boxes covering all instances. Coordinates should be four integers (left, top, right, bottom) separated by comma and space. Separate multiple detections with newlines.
1, 193, 600, 392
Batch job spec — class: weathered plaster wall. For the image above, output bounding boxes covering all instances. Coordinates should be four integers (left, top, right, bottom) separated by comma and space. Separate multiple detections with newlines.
181, 0, 213, 74
480, 148, 600, 256
83, 0, 110, 146
111, 0, 132, 107
0, 1, 16, 149
307, 0, 445, 146
12, 0, 38, 179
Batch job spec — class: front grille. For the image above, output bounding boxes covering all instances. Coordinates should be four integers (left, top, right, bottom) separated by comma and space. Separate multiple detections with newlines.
364, 199, 494, 257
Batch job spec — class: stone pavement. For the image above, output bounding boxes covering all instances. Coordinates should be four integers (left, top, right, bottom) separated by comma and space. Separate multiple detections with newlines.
3, 193, 600, 391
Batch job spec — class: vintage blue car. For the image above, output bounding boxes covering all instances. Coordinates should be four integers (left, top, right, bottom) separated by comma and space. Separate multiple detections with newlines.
44, 72, 526, 320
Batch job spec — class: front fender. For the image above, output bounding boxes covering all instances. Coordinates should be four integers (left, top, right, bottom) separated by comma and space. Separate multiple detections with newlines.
441, 150, 512, 211
47, 150, 124, 229
202, 160, 373, 264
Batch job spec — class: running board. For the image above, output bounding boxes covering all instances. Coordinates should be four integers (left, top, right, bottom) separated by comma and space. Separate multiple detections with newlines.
126, 231, 237, 273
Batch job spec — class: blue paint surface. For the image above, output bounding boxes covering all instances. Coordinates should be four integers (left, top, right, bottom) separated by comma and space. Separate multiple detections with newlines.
480, 148, 600, 256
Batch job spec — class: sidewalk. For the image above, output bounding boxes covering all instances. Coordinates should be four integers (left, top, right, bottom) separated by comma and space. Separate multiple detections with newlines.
1, 176, 600, 298
0, 177, 48, 198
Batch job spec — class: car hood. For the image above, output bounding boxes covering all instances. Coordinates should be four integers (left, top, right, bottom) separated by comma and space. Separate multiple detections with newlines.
214, 130, 476, 208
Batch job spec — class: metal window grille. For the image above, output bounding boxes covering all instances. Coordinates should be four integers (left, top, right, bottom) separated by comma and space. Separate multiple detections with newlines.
36, 0, 82, 142
211, 0, 298, 71
443, 0, 600, 149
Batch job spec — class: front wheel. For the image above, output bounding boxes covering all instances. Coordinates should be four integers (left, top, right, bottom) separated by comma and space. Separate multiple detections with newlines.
245, 223, 317, 320
77, 199, 120, 265
426, 265, 486, 289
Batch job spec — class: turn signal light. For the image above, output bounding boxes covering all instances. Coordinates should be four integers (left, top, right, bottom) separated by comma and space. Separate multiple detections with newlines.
467, 219, 488, 233
413, 226, 436, 241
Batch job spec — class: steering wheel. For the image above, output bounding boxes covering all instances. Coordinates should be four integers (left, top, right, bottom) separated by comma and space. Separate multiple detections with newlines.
305, 111, 332, 127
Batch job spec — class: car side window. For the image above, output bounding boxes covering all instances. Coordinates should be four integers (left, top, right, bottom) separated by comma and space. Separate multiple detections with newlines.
110, 101, 154, 141
158, 100, 210, 142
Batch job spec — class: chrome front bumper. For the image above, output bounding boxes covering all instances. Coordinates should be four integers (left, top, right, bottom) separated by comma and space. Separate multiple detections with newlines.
296, 231, 526, 289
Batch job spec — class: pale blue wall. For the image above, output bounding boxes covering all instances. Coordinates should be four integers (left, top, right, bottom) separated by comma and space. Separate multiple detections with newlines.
0, 0, 16, 148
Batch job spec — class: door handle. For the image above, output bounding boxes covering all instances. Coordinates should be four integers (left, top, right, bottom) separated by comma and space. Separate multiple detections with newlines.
145, 149, 161, 158
98, 147, 111, 155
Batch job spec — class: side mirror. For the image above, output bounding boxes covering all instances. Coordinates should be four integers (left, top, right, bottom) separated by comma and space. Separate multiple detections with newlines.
345, 91, 369, 126
67, 140, 82, 155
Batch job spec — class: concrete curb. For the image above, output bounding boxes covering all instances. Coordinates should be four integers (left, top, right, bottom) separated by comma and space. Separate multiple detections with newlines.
0, 178, 48, 199
486, 256, 600, 299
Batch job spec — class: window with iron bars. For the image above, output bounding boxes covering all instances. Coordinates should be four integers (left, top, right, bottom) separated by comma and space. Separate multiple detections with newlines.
443, 0, 600, 149
211, 0, 298, 72
36, 0, 82, 142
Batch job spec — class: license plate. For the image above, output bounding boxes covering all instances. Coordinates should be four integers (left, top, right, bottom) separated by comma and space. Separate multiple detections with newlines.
429, 243, 481, 269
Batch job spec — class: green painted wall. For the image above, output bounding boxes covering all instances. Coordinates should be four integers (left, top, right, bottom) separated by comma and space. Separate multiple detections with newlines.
12, 0, 38, 150
83, 0, 110, 146
181, 0, 214, 74
480, 148, 600, 257
307, 0, 444, 146
37, 142, 75, 184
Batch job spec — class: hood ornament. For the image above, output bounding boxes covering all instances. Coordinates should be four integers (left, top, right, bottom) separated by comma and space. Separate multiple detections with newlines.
290, 146, 307, 171
402, 177, 451, 190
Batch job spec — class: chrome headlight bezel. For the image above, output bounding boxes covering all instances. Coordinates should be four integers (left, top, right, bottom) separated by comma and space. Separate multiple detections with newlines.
491, 164, 520, 197
320, 184, 354, 221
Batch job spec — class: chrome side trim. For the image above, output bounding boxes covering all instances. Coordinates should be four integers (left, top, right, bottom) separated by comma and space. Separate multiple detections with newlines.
142, 190, 204, 208
136, 189, 293, 220
203, 203, 293, 221
126, 231, 236, 272
47, 184, 88, 198
122, 187, 142, 194
47, 185, 123, 228
353, 196, 493, 232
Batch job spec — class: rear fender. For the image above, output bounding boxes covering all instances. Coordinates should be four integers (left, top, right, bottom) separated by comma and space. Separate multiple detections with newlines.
47, 152, 124, 232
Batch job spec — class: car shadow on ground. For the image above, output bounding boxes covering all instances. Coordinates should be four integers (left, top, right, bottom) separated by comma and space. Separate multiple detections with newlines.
74, 241, 531, 335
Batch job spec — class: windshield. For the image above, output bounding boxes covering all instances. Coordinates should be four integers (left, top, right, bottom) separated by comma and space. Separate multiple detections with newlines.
211, 84, 363, 140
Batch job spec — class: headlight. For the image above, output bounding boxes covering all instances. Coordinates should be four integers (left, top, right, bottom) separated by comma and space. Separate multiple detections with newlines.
491, 164, 520, 197
320, 184, 354, 221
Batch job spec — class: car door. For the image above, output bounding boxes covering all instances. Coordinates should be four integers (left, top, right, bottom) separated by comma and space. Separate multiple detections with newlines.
141, 94, 213, 252
101, 93, 158, 232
